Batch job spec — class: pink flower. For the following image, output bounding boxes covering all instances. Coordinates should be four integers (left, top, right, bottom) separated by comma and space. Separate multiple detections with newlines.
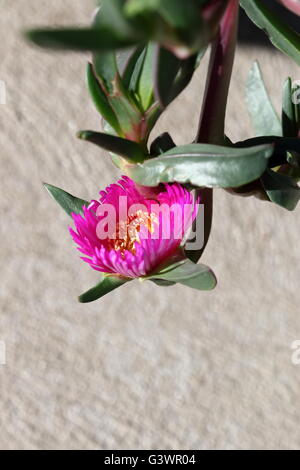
70, 176, 198, 278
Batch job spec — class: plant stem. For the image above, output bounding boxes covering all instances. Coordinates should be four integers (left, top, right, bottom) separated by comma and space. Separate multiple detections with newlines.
196, 0, 239, 145
194, 0, 239, 263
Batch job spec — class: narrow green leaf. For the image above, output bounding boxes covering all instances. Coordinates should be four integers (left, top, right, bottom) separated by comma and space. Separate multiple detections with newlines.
93, 52, 119, 95
155, 47, 199, 108
150, 132, 176, 156
124, 143, 274, 188
170, 53, 201, 103
79, 275, 129, 303
240, 0, 300, 66
136, 43, 155, 110
117, 46, 146, 92
92, 6, 135, 98
86, 63, 122, 135
147, 259, 217, 291
234, 136, 300, 168
261, 169, 300, 210
77, 130, 147, 163
246, 61, 282, 137
44, 184, 89, 216
282, 77, 298, 137
155, 47, 182, 107
26, 28, 139, 51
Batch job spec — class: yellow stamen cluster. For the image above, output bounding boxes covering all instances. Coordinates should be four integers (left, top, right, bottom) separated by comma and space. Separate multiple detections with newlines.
109, 210, 157, 254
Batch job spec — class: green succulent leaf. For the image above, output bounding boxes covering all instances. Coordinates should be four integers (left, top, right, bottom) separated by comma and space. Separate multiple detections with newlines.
234, 136, 300, 168
120, 44, 156, 111
121, 45, 148, 88
77, 130, 147, 163
261, 169, 300, 211
154, 47, 199, 108
94, 0, 136, 38
150, 132, 176, 156
87, 61, 143, 139
155, 47, 182, 107
282, 77, 298, 137
240, 0, 300, 66
170, 52, 203, 103
125, 0, 199, 29
124, 143, 274, 188
79, 275, 129, 303
135, 43, 155, 110
86, 63, 122, 135
147, 258, 217, 291
93, 51, 119, 96
26, 28, 139, 51
44, 184, 89, 217
246, 61, 282, 137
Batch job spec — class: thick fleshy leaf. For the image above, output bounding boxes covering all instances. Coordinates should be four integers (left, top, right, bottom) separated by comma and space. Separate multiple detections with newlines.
79, 275, 129, 303
240, 0, 300, 66
121, 45, 147, 88
92, 6, 138, 101
154, 48, 199, 108
155, 47, 206, 107
77, 130, 147, 163
170, 52, 203, 103
150, 132, 176, 156
26, 28, 139, 51
120, 44, 156, 111
155, 47, 182, 107
87, 62, 142, 138
246, 62, 282, 137
282, 77, 298, 137
93, 51, 119, 96
147, 259, 217, 291
261, 169, 300, 210
135, 44, 155, 110
234, 136, 300, 168
44, 184, 89, 216
124, 143, 274, 188
86, 63, 122, 135
126, 0, 200, 29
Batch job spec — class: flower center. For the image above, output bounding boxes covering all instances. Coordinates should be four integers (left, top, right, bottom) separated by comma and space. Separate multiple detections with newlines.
109, 210, 157, 254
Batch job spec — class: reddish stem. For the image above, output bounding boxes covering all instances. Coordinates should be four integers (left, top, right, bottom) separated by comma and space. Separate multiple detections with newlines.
194, 0, 239, 263
196, 0, 239, 145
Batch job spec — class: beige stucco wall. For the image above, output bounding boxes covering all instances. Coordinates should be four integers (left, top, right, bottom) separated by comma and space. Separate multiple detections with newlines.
0, 0, 300, 450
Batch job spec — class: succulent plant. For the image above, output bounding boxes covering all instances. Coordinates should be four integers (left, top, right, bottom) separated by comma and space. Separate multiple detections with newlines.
27, 0, 300, 301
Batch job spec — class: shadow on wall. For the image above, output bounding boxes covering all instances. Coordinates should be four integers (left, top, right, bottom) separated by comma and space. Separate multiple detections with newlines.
238, 0, 300, 46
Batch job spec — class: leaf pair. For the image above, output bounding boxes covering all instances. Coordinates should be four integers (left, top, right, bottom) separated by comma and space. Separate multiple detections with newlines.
245, 61, 300, 210
246, 62, 300, 139
80, 258, 217, 303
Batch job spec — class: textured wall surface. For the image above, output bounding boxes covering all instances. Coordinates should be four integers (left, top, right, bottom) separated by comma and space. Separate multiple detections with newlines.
0, 1, 300, 450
